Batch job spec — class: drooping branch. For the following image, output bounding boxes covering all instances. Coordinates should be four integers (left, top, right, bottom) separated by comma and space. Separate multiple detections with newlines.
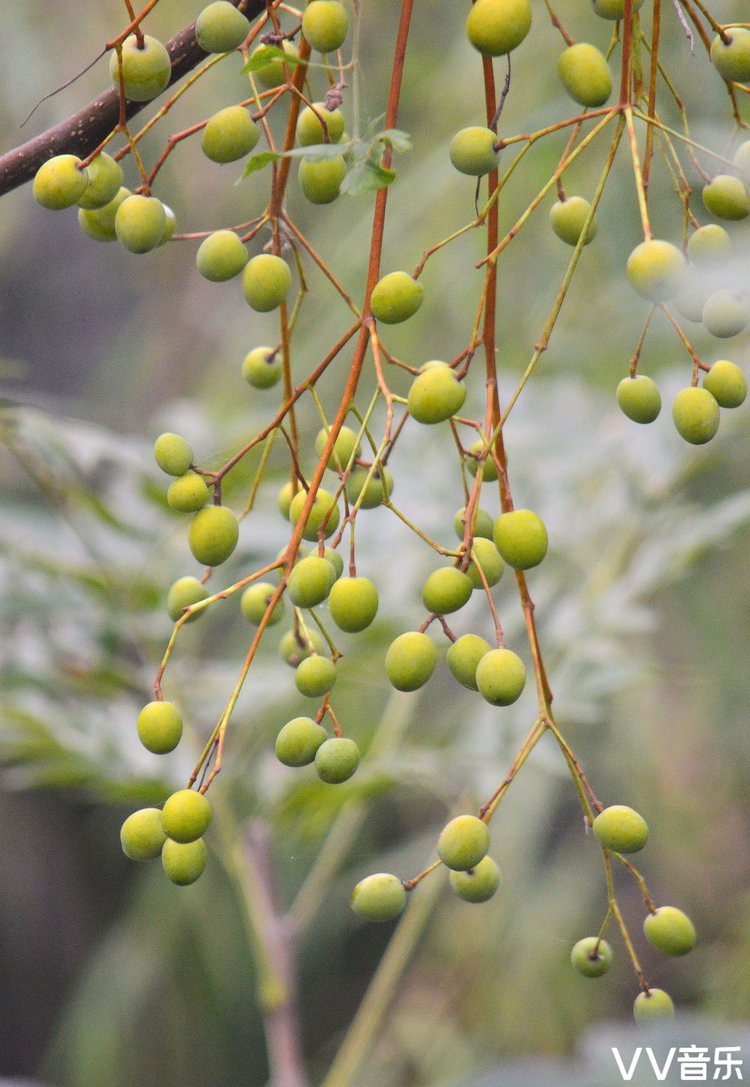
0, 0, 266, 198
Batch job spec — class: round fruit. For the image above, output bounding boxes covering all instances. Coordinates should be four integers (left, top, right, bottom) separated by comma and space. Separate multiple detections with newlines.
591, 0, 645, 18
449, 855, 501, 902
438, 815, 490, 872
626, 239, 686, 302
241, 582, 285, 625
78, 186, 131, 242
616, 375, 662, 423
109, 34, 172, 102
702, 174, 750, 221
702, 289, 750, 338
154, 432, 193, 476
686, 223, 732, 267
449, 126, 501, 176
295, 655, 337, 697
465, 439, 499, 482
279, 627, 326, 666
287, 554, 337, 608
453, 506, 495, 541
633, 988, 674, 1023
407, 365, 466, 424
643, 906, 697, 956
297, 103, 346, 145
422, 566, 473, 615
161, 837, 207, 885
275, 716, 328, 766
249, 41, 300, 88
202, 105, 260, 163
328, 576, 379, 633
345, 466, 393, 508
161, 788, 213, 843
242, 346, 282, 388
33, 154, 89, 210
120, 807, 167, 860
322, 546, 344, 579
167, 576, 208, 622
571, 936, 613, 977
710, 28, 750, 84
195, 1, 251, 52
137, 700, 183, 754
115, 194, 167, 253
465, 0, 532, 56
196, 230, 248, 281
558, 43, 613, 107
167, 471, 210, 512
549, 196, 597, 246
703, 360, 747, 407
475, 647, 527, 706
314, 425, 360, 470
301, 1, 349, 52
242, 254, 292, 311
370, 271, 424, 324
315, 736, 360, 783
467, 537, 505, 589
734, 140, 750, 183
493, 509, 548, 569
672, 386, 720, 444
76, 153, 123, 210
592, 804, 649, 853
351, 873, 406, 921
288, 487, 340, 541
385, 631, 437, 691
299, 155, 347, 204
446, 633, 492, 690
188, 505, 240, 566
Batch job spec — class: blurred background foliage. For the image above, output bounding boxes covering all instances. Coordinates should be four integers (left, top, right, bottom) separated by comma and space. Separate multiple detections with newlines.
1, 1, 750, 1085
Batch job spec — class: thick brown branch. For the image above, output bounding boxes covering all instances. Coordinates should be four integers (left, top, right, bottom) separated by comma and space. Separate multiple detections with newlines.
0, 0, 265, 197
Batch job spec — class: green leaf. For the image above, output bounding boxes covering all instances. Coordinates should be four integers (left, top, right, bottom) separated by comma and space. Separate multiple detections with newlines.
242, 151, 281, 177
340, 161, 396, 195
241, 44, 307, 74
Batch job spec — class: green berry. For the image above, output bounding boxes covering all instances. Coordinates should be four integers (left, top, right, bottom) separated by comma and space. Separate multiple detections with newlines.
465, 0, 532, 56
422, 566, 473, 615
154, 432, 193, 476
275, 716, 328, 766
407, 364, 466, 425
161, 837, 207, 885
351, 873, 406, 922
710, 28, 750, 84
115, 194, 167, 254
120, 807, 168, 860
475, 647, 527, 706
385, 631, 437, 691
288, 487, 340, 541
167, 576, 208, 622
196, 230, 248, 282
78, 186, 132, 242
33, 154, 89, 210
296, 103, 346, 146
137, 700, 183, 754
438, 815, 490, 872
570, 936, 613, 977
299, 155, 347, 204
633, 989, 675, 1023
302, 1, 349, 52
703, 360, 747, 407
161, 788, 213, 843
592, 804, 649, 853
110, 34, 172, 102
345, 466, 393, 508
644, 906, 697, 956
370, 271, 424, 324
202, 105, 260, 163
453, 506, 495, 541
467, 537, 505, 590
242, 346, 282, 389
465, 440, 499, 482
449, 127, 501, 176
616, 375, 662, 423
195, 1, 250, 53
188, 505, 240, 566
449, 855, 501, 902
279, 627, 326, 666
549, 196, 597, 246
249, 42, 300, 89
322, 546, 344, 579
702, 174, 750, 221
558, 43, 613, 106
591, 0, 645, 18
446, 633, 492, 690
626, 239, 686, 302
241, 582, 285, 625
314, 425, 361, 470
295, 655, 337, 697
76, 153, 123, 210
242, 253, 292, 311
702, 289, 750, 338
493, 509, 548, 569
315, 736, 360, 783
287, 554, 337, 608
167, 471, 210, 512
328, 576, 379, 632
686, 223, 732, 267
672, 386, 720, 444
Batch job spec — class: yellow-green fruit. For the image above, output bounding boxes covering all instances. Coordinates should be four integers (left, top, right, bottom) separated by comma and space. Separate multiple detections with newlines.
279, 628, 326, 667
188, 505, 239, 566
167, 576, 208, 622
702, 289, 750, 338
351, 873, 406, 922
446, 633, 492, 690
202, 105, 260, 163
287, 554, 337, 608
385, 631, 437, 691
475, 647, 527, 706
195, 1, 250, 52
249, 42, 300, 88
558, 43, 613, 107
549, 196, 597, 246
78, 186, 131, 242
161, 788, 213, 843
702, 174, 750, 221
115, 194, 167, 253
315, 425, 360, 469
154, 432, 193, 476
616, 375, 662, 423
570, 936, 613, 977
633, 989, 674, 1023
76, 153, 123, 210
242, 253, 292, 311
137, 700, 183, 754
167, 471, 209, 512
33, 154, 89, 210
422, 566, 473, 615
449, 126, 501, 176
345, 466, 393, 508
686, 223, 732, 267
710, 28, 750, 84
196, 230, 248, 281
299, 155, 347, 204
734, 140, 750, 183
408, 364, 466, 424
465, 439, 499, 482
296, 103, 346, 145
301, 1, 349, 52
241, 581, 285, 625
295, 655, 337, 697
592, 804, 649, 853
110, 34, 172, 102
275, 716, 328, 766
438, 815, 490, 872
242, 346, 282, 389
626, 238, 686, 302
644, 906, 697, 956
591, 0, 645, 18
493, 509, 548, 569
161, 837, 207, 885
453, 506, 494, 541
467, 537, 505, 589
121, 807, 168, 860
315, 736, 360, 783
672, 386, 720, 444
466, 0, 532, 56
703, 360, 747, 407
288, 487, 340, 541
370, 271, 424, 324
449, 855, 501, 902
328, 576, 379, 632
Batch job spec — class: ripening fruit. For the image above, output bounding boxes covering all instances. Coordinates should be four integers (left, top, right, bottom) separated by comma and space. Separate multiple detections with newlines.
288, 487, 340, 541
686, 223, 732, 268
315, 736, 360, 783
643, 906, 697, 956
672, 386, 720, 444
449, 127, 501, 176
242, 346, 282, 389
626, 239, 686, 302
279, 627, 326, 666
275, 716, 328, 766
591, 0, 645, 19
633, 989, 675, 1023
137, 700, 183, 754
446, 633, 492, 690
370, 271, 424, 324
616, 375, 662, 423
702, 174, 750, 221
558, 44, 613, 107
465, 0, 532, 56
161, 789, 213, 843
167, 576, 208, 622
242, 254, 292, 311
549, 196, 597, 246
345, 466, 393, 508
202, 105, 259, 163
351, 873, 406, 922
120, 807, 168, 860
115, 194, 167, 253
592, 804, 649, 853
703, 360, 747, 407
196, 230, 248, 281
195, 1, 251, 52
315, 425, 360, 469
570, 936, 613, 977
154, 432, 193, 476
78, 186, 131, 242
322, 546, 344, 579
493, 509, 548, 569
249, 41, 300, 88
328, 576, 379, 633
385, 631, 437, 691
422, 566, 473, 614
449, 855, 501, 902
161, 837, 207, 885
296, 103, 346, 145
453, 506, 495, 541
467, 537, 505, 589
465, 439, 499, 482
702, 289, 750, 338
167, 471, 210, 512
408, 364, 466, 424
302, 1, 349, 52
298, 155, 347, 204
33, 154, 89, 210
188, 505, 240, 566
710, 28, 750, 85
295, 654, 337, 697
76, 153, 123, 210
287, 554, 337, 608
241, 581, 285, 625
438, 815, 490, 872
109, 34, 172, 102
475, 648, 527, 706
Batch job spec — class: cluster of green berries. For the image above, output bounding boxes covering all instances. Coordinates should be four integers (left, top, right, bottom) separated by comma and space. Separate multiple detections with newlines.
121, 786, 213, 885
